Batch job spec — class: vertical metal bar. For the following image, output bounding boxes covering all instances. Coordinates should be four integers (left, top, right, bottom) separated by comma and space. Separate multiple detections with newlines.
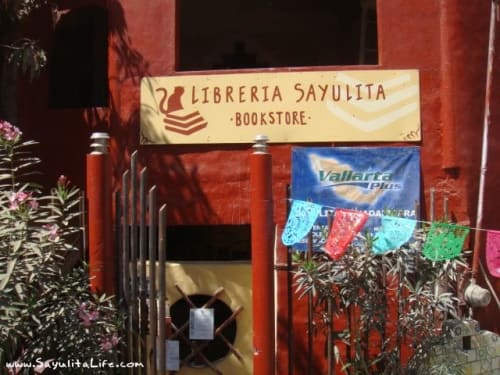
472, 0, 498, 282
346, 305, 352, 369
165, 315, 172, 375
116, 188, 131, 368
429, 188, 442, 302
379, 257, 388, 370
429, 187, 435, 222
121, 172, 130, 297
414, 200, 421, 228
121, 170, 132, 370
326, 211, 334, 375
157, 204, 167, 374
79, 191, 88, 263
285, 186, 294, 375
139, 167, 148, 375
115, 190, 123, 302
130, 152, 139, 370
148, 187, 158, 374
327, 298, 333, 375
443, 196, 449, 221
306, 230, 313, 375
414, 199, 421, 277
396, 266, 403, 366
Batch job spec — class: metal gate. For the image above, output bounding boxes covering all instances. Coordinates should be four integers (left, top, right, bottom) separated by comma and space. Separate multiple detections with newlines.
115, 151, 252, 375
115, 150, 167, 374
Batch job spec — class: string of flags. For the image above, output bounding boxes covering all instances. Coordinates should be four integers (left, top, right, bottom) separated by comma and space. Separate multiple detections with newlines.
486, 230, 500, 278
325, 209, 368, 260
373, 216, 417, 255
281, 199, 500, 278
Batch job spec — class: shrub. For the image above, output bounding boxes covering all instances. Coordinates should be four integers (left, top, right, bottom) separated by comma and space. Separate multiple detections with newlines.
0, 120, 123, 374
294, 226, 467, 374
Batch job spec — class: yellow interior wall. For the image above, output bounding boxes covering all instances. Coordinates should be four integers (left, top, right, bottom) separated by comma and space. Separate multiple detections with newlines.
165, 262, 253, 375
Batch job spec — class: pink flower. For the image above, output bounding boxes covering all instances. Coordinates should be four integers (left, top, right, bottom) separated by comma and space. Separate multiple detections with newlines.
57, 175, 70, 188
111, 334, 120, 346
9, 191, 38, 212
101, 339, 113, 351
43, 224, 60, 241
9, 191, 28, 204
88, 310, 100, 321
77, 302, 100, 327
0, 120, 22, 142
77, 304, 91, 327
8, 198, 19, 211
100, 334, 120, 352
28, 199, 39, 210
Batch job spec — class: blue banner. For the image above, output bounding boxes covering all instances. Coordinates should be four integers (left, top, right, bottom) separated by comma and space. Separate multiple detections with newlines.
290, 146, 420, 251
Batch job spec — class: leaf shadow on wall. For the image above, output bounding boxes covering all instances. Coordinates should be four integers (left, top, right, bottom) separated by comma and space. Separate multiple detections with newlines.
85, 0, 232, 225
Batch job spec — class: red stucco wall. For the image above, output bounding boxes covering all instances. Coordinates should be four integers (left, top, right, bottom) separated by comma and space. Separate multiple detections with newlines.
111, 0, 499, 369
13, 0, 500, 373
379, 0, 500, 335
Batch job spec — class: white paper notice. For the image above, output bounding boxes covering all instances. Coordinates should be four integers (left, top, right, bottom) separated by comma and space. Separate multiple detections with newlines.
166, 340, 180, 371
189, 308, 214, 340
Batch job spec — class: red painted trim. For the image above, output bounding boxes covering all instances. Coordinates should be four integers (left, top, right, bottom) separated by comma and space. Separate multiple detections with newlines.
86, 153, 114, 295
250, 151, 276, 375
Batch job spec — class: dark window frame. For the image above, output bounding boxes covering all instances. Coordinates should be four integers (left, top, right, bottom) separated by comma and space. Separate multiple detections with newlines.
49, 6, 109, 108
177, 0, 378, 72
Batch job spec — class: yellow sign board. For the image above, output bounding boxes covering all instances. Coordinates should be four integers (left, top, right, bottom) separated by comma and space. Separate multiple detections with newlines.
140, 70, 421, 144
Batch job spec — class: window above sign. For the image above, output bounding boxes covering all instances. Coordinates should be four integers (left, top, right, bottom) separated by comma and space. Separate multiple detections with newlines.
178, 0, 378, 71
49, 6, 108, 108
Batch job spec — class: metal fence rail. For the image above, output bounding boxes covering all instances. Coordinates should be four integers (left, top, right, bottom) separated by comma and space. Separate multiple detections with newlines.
116, 151, 167, 374
115, 150, 250, 375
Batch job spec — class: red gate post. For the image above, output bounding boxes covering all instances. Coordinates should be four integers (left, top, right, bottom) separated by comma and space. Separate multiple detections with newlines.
250, 135, 276, 375
86, 132, 114, 295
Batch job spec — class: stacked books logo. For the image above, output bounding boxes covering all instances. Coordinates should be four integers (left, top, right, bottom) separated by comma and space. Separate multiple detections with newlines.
156, 86, 207, 135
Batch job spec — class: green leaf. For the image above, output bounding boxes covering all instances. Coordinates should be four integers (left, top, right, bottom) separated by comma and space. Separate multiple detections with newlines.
0, 258, 17, 290
15, 283, 24, 299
